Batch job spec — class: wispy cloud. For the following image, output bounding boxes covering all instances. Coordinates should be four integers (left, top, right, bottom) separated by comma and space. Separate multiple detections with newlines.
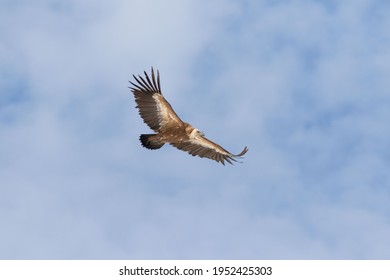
1, 0, 389, 259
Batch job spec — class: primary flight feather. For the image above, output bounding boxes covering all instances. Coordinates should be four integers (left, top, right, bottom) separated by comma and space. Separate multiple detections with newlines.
129, 67, 248, 165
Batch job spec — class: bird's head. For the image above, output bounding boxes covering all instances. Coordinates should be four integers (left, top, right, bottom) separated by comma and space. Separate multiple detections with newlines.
197, 130, 205, 137
190, 128, 205, 138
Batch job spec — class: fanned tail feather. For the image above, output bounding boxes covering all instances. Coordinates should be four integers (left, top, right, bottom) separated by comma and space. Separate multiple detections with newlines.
140, 134, 164, 150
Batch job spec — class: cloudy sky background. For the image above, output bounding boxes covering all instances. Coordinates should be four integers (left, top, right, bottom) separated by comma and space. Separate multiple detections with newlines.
1, 0, 390, 259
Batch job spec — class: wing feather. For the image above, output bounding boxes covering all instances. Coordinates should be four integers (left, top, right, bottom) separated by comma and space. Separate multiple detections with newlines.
171, 135, 248, 165
129, 67, 183, 132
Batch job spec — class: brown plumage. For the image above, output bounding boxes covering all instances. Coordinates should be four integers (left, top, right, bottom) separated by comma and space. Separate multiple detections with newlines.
129, 67, 248, 165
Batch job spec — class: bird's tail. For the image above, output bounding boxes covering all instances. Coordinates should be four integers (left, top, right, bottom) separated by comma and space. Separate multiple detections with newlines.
139, 134, 165, 150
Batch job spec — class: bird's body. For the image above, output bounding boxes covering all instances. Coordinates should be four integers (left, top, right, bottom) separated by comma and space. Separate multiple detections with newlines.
129, 67, 248, 165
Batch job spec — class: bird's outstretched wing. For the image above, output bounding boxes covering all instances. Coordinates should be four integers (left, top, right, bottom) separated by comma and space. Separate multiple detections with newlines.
171, 135, 248, 165
129, 67, 183, 132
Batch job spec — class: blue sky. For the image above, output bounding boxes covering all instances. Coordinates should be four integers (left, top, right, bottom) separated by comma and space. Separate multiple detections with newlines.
1, 0, 390, 259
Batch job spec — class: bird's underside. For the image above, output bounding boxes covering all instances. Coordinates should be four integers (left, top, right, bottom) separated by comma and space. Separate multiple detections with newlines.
129, 67, 248, 165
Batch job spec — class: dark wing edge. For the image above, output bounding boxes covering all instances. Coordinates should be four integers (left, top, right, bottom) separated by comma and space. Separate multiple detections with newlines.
129, 67, 183, 132
171, 137, 248, 165
129, 67, 161, 94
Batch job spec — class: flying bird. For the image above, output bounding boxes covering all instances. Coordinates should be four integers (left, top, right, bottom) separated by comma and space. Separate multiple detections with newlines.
129, 67, 248, 165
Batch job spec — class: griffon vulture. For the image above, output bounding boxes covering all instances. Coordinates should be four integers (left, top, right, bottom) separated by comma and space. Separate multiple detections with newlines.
129, 67, 248, 165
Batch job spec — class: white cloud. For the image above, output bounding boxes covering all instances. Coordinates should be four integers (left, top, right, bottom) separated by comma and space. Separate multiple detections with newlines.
1, 0, 390, 259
